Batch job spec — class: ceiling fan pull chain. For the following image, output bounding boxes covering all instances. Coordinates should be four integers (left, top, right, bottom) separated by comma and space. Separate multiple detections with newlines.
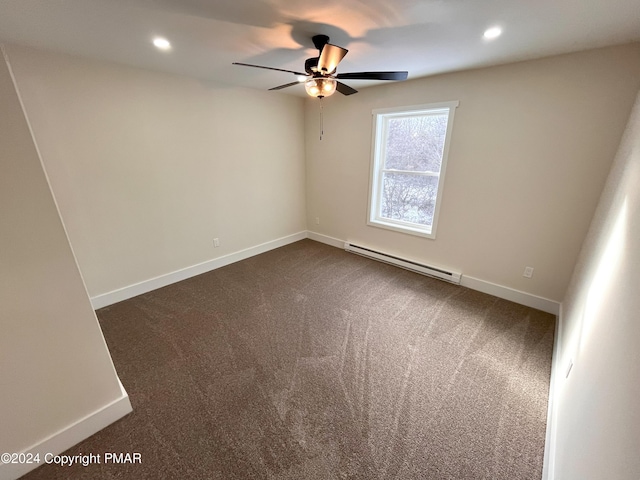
319, 97, 324, 141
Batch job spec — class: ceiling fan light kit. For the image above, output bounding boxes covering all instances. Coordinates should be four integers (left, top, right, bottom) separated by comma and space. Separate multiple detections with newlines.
305, 77, 337, 98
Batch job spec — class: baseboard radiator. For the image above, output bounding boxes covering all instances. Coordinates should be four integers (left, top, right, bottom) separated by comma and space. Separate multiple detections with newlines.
344, 243, 461, 285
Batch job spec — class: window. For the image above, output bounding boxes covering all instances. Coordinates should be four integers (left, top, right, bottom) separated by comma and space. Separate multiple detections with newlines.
368, 101, 458, 239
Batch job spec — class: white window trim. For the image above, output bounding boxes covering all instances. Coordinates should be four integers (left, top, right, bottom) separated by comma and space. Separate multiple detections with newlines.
367, 101, 459, 239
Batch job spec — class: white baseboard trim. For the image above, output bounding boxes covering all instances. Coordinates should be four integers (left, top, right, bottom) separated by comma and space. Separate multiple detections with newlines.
0, 387, 132, 480
541, 304, 562, 480
308, 232, 560, 315
306, 231, 346, 249
460, 275, 560, 315
91, 230, 560, 316
91, 231, 308, 309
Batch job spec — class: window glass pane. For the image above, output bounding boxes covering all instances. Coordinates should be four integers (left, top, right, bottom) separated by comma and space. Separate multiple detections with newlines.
384, 113, 448, 172
380, 173, 439, 227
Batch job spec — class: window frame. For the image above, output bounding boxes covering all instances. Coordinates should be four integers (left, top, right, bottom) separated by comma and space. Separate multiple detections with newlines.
367, 101, 458, 239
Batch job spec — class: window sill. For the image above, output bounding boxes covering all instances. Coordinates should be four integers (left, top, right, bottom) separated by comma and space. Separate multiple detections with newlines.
367, 218, 436, 239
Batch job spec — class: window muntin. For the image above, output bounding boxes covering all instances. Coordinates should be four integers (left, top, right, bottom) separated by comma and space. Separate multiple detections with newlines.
369, 102, 458, 238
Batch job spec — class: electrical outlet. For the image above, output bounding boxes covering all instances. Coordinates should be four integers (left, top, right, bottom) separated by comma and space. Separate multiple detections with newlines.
213, 238, 220, 248
523, 266, 534, 278
315, 217, 320, 225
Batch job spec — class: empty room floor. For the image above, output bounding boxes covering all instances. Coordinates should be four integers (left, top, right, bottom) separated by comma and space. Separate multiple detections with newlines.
23, 239, 555, 480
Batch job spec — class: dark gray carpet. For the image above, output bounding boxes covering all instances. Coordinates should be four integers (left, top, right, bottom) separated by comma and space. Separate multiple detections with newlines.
23, 239, 555, 479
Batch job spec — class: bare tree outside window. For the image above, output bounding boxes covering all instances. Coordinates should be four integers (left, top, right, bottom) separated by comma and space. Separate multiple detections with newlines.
381, 173, 439, 226
381, 114, 447, 226
369, 102, 458, 238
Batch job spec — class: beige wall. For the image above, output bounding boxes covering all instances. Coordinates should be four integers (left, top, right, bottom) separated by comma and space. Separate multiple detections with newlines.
5, 44, 307, 298
552, 91, 640, 479
0, 49, 125, 455
305, 43, 640, 302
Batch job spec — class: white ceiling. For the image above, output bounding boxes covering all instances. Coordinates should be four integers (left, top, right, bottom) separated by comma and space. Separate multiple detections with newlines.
1, 0, 639, 96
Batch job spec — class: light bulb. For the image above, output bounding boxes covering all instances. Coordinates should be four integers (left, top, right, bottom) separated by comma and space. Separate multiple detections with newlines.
305, 77, 337, 98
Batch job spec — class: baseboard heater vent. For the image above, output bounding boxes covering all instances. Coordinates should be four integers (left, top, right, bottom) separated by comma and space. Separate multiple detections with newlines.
344, 243, 461, 285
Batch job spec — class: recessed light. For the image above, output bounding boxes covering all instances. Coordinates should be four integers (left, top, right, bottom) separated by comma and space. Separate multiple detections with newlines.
153, 37, 171, 51
483, 27, 502, 40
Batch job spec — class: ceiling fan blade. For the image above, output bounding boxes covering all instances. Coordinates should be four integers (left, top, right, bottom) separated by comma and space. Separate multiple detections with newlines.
336, 81, 358, 96
336, 71, 408, 81
317, 44, 348, 74
269, 81, 303, 91
232, 62, 308, 77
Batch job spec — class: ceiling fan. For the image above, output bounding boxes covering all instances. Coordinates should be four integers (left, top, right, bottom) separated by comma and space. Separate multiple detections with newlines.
233, 34, 408, 98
